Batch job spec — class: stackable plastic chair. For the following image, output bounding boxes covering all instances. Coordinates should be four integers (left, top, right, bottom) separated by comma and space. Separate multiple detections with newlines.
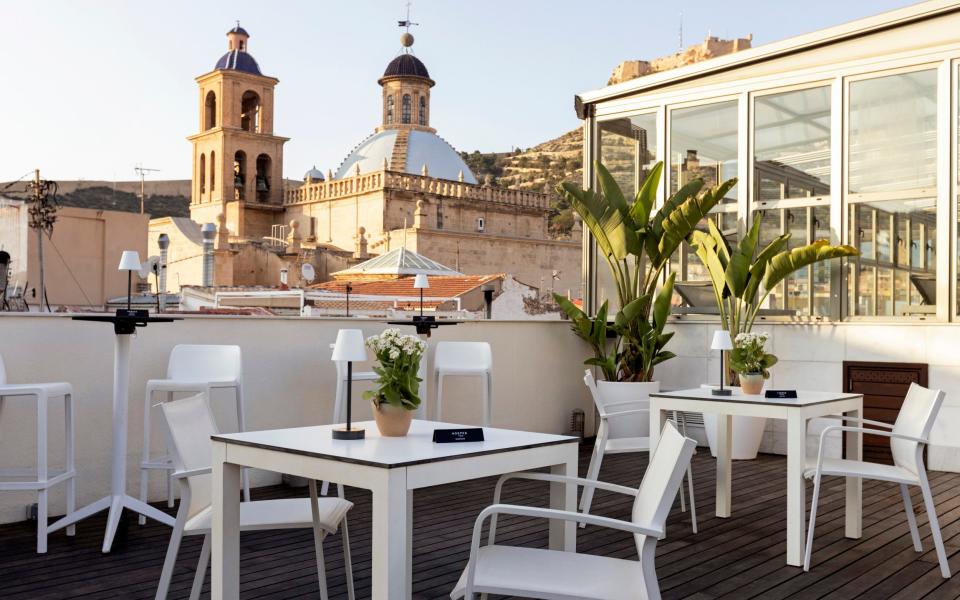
140, 344, 249, 522
0, 354, 76, 553
804, 382, 950, 578
154, 393, 355, 600
450, 421, 696, 600
434, 342, 492, 426
580, 370, 698, 533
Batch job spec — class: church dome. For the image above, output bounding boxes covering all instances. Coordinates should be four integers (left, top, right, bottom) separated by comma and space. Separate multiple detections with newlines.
381, 54, 431, 81
334, 129, 477, 184
304, 165, 325, 181
214, 51, 262, 75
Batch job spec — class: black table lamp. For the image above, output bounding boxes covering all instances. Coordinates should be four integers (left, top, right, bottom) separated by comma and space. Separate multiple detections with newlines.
331, 329, 368, 440
413, 274, 429, 317
711, 330, 734, 396
118, 250, 142, 312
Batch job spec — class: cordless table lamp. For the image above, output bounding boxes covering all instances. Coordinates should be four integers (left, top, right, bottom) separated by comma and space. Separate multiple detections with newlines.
331, 329, 368, 440
711, 330, 734, 396
118, 250, 142, 312
413, 274, 429, 317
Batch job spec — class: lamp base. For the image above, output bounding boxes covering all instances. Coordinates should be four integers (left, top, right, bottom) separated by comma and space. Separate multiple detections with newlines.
332, 427, 365, 440
712, 388, 733, 396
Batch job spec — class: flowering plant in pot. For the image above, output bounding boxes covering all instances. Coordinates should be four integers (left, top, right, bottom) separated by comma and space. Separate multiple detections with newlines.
729, 332, 777, 395
363, 328, 426, 436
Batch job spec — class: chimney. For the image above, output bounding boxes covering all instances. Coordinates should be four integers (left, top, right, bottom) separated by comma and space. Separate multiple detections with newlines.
157, 234, 169, 311
201, 223, 216, 287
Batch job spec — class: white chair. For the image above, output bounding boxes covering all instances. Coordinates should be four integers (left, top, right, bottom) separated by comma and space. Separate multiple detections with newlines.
154, 393, 355, 600
804, 382, 950, 578
434, 342, 492, 426
451, 421, 696, 600
580, 370, 698, 533
140, 344, 249, 523
0, 354, 76, 553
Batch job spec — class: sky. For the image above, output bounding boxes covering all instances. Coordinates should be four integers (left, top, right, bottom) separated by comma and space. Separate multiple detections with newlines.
0, 0, 920, 183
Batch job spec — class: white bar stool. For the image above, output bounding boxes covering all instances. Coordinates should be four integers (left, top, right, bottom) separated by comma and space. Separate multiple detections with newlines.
139, 344, 249, 523
0, 354, 76, 553
433, 341, 493, 426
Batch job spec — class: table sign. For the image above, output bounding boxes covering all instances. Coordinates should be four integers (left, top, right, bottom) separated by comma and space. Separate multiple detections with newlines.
433, 427, 484, 443
765, 390, 799, 399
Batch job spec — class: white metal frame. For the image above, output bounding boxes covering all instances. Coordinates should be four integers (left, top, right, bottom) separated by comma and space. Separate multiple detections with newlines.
0, 358, 76, 553
649, 389, 864, 567
803, 385, 950, 578
209, 421, 579, 600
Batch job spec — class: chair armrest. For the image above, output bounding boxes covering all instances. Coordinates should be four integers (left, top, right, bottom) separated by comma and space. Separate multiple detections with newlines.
171, 467, 212, 479
602, 400, 649, 410
479, 504, 661, 538
819, 425, 927, 446
818, 415, 894, 429
493, 471, 637, 504
602, 408, 650, 419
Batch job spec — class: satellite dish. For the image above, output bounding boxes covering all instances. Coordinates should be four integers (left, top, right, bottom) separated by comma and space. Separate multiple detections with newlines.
301, 263, 316, 283
138, 256, 161, 279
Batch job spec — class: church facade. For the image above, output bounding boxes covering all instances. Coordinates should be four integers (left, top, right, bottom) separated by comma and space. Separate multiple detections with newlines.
150, 24, 581, 296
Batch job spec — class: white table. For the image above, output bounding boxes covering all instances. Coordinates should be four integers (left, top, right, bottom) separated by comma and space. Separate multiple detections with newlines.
210, 420, 579, 599
649, 389, 863, 567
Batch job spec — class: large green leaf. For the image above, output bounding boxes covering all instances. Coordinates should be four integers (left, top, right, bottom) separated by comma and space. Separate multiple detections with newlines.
763, 240, 859, 292
689, 231, 729, 301
657, 178, 736, 262
629, 161, 664, 229
646, 178, 705, 265
652, 272, 676, 335
742, 231, 791, 304
557, 182, 630, 262
595, 162, 642, 257
724, 217, 760, 297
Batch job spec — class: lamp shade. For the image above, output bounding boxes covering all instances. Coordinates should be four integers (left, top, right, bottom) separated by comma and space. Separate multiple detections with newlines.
332, 329, 367, 362
711, 330, 734, 351
118, 250, 142, 271
413, 274, 430, 289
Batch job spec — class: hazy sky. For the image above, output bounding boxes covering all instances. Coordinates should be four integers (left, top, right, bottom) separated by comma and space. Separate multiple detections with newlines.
1, 0, 918, 183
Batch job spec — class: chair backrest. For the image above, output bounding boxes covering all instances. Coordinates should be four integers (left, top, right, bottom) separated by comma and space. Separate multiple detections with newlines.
434, 342, 492, 371
159, 393, 217, 519
167, 345, 242, 383
891, 382, 945, 474
0, 354, 6, 385
631, 421, 696, 548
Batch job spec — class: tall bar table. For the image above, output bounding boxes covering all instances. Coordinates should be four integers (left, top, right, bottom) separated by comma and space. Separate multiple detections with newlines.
48, 313, 179, 552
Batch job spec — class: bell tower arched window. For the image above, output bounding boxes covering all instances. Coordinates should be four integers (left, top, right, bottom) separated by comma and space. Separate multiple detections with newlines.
234, 151, 246, 200
199, 153, 206, 195
386, 95, 394, 125
240, 91, 261, 132
419, 96, 426, 126
204, 91, 217, 130
255, 154, 272, 202
210, 150, 216, 192
401, 94, 411, 124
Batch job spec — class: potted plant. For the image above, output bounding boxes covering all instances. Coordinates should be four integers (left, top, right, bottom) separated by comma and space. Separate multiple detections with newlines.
554, 160, 734, 435
690, 216, 858, 458
363, 328, 426, 437
729, 332, 776, 394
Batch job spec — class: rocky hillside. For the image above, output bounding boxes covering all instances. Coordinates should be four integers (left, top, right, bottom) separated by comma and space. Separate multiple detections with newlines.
461, 128, 584, 236
56, 186, 190, 217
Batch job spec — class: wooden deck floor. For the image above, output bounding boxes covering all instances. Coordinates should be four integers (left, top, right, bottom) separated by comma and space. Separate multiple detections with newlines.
2, 443, 960, 599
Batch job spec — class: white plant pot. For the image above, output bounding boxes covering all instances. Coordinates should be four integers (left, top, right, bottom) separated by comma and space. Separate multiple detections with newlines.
703, 411, 767, 460
595, 380, 660, 438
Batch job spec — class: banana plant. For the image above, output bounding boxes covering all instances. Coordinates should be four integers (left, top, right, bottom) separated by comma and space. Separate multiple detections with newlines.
689, 217, 859, 335
553, 160, 734, 382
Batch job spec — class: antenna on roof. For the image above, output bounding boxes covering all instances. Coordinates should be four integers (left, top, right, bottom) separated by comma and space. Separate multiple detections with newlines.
678, 12, 683, 50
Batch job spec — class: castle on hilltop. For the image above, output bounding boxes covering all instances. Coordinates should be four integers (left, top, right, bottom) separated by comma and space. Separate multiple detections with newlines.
150, 22, 581, 295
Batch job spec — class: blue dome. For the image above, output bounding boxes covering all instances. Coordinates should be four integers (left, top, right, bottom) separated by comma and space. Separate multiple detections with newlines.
228, 24, 249, 36
214, 50, 262, 75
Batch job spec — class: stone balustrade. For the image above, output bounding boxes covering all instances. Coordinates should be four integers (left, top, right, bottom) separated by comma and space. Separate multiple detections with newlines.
284, 170, 550, 210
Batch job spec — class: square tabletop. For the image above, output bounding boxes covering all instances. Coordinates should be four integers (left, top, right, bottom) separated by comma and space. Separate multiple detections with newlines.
212, 420, 577, 469
650, 388, 862, 407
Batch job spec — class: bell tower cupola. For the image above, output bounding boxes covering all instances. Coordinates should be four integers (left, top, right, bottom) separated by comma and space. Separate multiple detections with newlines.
377, 15, 435, 134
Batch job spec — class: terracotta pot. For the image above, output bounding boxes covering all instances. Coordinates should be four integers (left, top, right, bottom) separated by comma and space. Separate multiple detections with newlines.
373, 403, 414, 437
739, 373, 764, 395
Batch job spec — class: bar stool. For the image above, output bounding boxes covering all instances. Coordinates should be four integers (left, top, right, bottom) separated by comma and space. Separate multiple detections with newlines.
433, 342, 493, 426
139, 344, 249, 523
0, 354, 76, 553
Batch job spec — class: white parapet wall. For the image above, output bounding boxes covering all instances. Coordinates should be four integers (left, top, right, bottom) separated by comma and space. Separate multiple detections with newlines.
0, 314, 592, 525
656, 320, 960, 472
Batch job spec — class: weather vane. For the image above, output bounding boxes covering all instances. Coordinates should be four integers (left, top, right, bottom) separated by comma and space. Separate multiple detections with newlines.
397, 2, 419, 51
398, 2, 419, 33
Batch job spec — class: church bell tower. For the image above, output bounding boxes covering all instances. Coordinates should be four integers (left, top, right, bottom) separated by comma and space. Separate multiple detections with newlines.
188, 23, 289, 241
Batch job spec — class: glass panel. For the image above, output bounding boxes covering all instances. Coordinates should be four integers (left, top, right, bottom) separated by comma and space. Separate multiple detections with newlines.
812, 206, 832, 316
848, 69, 937, 194
754, 86, 831, 202
594, 113, 658, 313
847, 198, 937, 317
670, 101, 738, 203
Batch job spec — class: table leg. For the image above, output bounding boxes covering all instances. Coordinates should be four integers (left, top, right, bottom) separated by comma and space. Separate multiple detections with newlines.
371, 468, 409, 600
716, 414, 732, 518
845, 404, 863, 539
786, 412, 806, 566
548, 446, 578, 552
102, 333, 131, 553
211, 441, 241, 600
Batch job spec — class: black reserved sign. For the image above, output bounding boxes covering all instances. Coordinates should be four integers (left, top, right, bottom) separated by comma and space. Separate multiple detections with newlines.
432, 428, 485, 443
765, 390, 798, 399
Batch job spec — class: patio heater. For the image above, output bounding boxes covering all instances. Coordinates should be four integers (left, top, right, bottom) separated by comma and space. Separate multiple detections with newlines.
157, 234, 169, 312
414, 274, 429, 317
711, 330, 733, 396
331, 329, 367, 440
118, 250, 142, 313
